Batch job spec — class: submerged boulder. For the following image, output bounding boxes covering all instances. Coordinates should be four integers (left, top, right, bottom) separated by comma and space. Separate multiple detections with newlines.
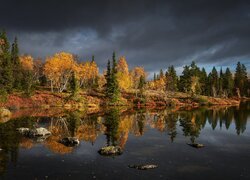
59, 137, 80, 147
128, 164, 158, 170
98, 146, 122, 156
187, 143, 204, 148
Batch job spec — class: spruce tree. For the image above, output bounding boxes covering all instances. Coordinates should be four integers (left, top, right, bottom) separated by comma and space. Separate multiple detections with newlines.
234, 62, 248, 97
105, 52, 120, 103
165, 65, 178, 92
105, 60, 112, 97
70, 71, 79, 96
110, 52, 119, 102
208, 67, 218, 97
159, 69, 164, 79
11, 37, 22, 89
0, 31, 13, 92
223, 68, 234, 97
199, 67, 208, 95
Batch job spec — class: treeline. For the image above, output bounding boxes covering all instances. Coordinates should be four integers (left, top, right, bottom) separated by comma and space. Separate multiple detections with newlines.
151, 61, 249, 98
0, 31, 249, 102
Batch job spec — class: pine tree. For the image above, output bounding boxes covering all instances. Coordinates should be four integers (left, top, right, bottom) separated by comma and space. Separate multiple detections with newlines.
105, 52, 120, 103
165, 65, 178, 92
153, 73, 156, 81
218, 67, 224, 97
70, 71, 79, 96
179, 65, 191, 93
223, 68, 234, 97
159, 69, 164, 79
105, 60, 112, 97
234, 62, 248, 97
199, 67, 208, 95
138, 75, 146, 97
91, 55, 95, 63
110, 52, 120, 102
11, 37, 22, 89
208, 67, 218, 97
0, 30, 13, 92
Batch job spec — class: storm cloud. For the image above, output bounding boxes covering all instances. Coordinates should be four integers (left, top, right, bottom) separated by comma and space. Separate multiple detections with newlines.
1, 0, 249, 74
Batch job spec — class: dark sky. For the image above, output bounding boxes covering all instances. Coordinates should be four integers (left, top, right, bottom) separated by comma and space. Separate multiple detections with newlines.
1, 0, 250, 75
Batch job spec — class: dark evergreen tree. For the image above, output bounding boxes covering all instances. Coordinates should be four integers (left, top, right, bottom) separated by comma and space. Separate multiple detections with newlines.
153, 73, 156, 81
234, 62, 248, 97
0, 31, 13, 92
69, 71, 79, 96
208, 67, 218, 97
138, 75, 146, 97
105, 60, 112, 97
159, 69, 164, 79
11, 37, 22, 89
199, 67, 208, 95
218, 67, 224, 97
179, 65, 190, 92
105, 52, 120, 103
223, 67, 234, 97
165, 65, 178, 92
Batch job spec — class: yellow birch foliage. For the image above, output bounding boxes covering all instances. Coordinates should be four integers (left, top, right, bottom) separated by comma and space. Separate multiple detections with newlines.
130, 66, 147, 88
117, 56, 132, 90
20, 55, 34, 71
44, 52, 76, 92
76, 61, 99, 87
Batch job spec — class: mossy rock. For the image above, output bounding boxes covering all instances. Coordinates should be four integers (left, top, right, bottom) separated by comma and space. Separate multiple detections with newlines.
0, 108, 11, 117
98, 146, 122, 156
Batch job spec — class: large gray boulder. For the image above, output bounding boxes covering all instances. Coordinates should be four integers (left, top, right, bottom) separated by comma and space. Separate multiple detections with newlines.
59, 137, 80, 147
98, 146, 122, 156
17, 127, 51, 137
28, 127, 51, 137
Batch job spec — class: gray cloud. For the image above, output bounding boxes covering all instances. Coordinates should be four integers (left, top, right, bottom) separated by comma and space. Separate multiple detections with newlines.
1, 0, 250, 74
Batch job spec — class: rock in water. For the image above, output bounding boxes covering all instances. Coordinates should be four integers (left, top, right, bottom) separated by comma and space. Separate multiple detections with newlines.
17, 128, 30, 135
28, 127, 51, 137
59, 137, 80, 147
187, 143, 204, 148
128, 164, 158, 170
98, 146, 122, 156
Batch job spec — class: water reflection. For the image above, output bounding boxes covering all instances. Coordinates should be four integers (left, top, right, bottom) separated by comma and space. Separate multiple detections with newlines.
0, 102, 249, 176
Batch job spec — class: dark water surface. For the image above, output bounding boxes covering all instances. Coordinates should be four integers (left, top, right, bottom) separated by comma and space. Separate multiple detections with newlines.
0, 102, 250, 180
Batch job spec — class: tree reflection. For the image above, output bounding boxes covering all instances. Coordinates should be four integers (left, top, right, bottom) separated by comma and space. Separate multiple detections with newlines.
104, 108, 120, 146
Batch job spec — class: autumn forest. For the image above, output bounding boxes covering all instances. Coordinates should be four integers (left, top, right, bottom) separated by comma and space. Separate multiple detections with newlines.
0, 31, 249, 110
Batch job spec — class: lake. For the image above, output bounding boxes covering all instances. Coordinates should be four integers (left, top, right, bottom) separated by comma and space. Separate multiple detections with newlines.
0, 102, 250, 179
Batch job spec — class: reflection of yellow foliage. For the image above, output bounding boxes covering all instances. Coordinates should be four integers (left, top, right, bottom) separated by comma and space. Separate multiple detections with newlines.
45, 136, 73, 154
19, 137, 34, 149
76, 124, 99, 143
